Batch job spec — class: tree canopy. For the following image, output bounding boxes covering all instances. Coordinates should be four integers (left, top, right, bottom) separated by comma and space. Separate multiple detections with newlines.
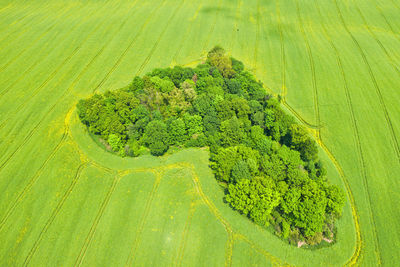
77, 46, 345, 246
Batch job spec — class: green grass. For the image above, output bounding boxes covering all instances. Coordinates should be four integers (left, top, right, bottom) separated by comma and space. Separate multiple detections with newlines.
0, 0, 399, 265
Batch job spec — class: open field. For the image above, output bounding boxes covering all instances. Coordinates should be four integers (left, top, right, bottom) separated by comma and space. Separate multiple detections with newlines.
0, 0, 399, 265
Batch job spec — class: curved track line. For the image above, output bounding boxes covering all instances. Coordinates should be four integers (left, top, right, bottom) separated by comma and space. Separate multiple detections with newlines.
312, 2, 370, 265
125, 170, 162, 267
22, 162, 88, 266
353, 0, 400, 73
74, 172, 120, 267
224, 230, 234, 267
92, 0, 167, 94
334, 0, 400, 164
295, 0, 320, 138
275, 0, 320, 130
374, 3, 400, 45
135, 0, 186, 76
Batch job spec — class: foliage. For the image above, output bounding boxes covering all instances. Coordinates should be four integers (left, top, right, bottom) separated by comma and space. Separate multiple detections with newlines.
77, 47, 345, 245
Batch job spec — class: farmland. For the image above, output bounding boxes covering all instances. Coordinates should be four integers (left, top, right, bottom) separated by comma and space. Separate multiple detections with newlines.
0, 0, 399, 266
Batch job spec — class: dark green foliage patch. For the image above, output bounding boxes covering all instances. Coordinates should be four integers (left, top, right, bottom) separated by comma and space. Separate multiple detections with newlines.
77, 46, 345, 246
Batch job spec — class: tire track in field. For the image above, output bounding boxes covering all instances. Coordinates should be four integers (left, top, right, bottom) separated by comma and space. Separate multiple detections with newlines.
0, 2, 57, 52
374, 3, 400, 45
180, 162, 286, 266
74, 172, 120, 267
275, 0, 320, 130
92, 0, 167, 93
275, 0, 285, 96
202, 0, 223, 52
0, 107, 74, 232
0, 9, 121, 172
353, 1, 400, 73
0, 1, 107, 99
0, 5, 76, 74
295, 0, 321, 138
0, 46, 80, 132
174, 200, 196, 267
253, 0, 261, 70
235, 233, 285, 266
135, 0, 186, 76
314, 1, 382, 264
171, 1, 203, 66
334, 0, 400, 164
0, 0, 135, 134
229, 0, 242, 52
125, 170, 162, 267
22, 162, 88, 266
312, 3, 364, 265
389, 0, 400, 12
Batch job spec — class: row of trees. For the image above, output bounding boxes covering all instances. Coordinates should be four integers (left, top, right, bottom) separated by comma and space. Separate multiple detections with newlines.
77, 46, 345, 245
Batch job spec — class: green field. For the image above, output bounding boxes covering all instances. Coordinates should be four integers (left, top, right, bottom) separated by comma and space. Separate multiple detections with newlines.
0, 0, 399, 265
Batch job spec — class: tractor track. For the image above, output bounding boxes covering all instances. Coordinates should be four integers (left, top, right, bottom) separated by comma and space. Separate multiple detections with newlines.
92, 0, 167, 94
334, 0, 400, 164
295, 0, 321, 138
22, 162, 88, 266
135, 0, 187, 76
174, 200, 196, 267
202, 0, 223, 52
0, 0, 138, 166
74, 172, 121, 267
125, 170, 162, 267
253, 0, 261, 70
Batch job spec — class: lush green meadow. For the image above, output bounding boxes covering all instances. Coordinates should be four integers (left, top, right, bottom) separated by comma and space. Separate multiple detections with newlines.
0, 0, 398, 266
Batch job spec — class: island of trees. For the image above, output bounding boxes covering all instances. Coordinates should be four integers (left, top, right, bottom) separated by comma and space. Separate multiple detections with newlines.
77, 46, 345, 246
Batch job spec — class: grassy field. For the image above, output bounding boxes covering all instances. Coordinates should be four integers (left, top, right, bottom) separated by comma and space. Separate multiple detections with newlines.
0, 0, 398, 265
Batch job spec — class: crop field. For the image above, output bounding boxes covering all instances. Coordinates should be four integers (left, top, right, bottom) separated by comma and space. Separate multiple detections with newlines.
0, 0, 399, 266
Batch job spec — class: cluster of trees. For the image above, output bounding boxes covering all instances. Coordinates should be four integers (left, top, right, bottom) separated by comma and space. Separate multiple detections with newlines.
77, 46, 345, 245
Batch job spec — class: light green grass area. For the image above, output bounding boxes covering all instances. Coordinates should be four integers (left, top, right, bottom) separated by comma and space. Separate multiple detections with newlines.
0, 0, 398, 265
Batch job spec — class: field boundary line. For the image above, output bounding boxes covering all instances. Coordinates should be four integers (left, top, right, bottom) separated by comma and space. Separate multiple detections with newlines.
22, 162, 88, 266
334, 0, 400, 165
174, 200, 196, 267
125, 169, 162, 267
92, 0, 167, 94
74, 171, 120, 267
135, 0, 187, 76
